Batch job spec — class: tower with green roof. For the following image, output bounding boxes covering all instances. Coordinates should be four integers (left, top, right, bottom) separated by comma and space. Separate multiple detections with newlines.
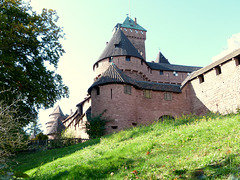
115, 16, 147, 59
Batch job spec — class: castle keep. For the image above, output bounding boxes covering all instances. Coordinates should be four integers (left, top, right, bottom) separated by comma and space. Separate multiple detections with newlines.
46, 17, 240, 139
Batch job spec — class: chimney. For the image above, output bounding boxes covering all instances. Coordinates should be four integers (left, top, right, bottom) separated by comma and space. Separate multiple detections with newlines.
134, 17, 137, 25
106, 42, 108, 45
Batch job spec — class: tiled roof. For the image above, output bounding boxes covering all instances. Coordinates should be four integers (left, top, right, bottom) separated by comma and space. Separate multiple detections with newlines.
155, 51, 170, 64
88, 64, 181, 93
137, 81, 181, 93
147, 62, 202, 72
88, 63, 137, 93
97, 28, 144, 62
47, 118, 66, 135
121, 16, 147, 31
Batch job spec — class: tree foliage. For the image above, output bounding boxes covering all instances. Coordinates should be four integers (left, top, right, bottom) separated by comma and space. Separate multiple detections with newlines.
85, 111, 106, 139
0, 0, 69, 126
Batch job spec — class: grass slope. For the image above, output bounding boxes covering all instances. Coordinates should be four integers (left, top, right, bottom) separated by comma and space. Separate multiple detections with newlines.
14, 113, 240, 179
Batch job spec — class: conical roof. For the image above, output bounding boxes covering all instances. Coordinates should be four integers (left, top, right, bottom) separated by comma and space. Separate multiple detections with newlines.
88, 63, 181, 93
50, 105, 64, 116
88, 63, 138, 93
97, 28, 144, 62
121, 16, 147, 31
155, 51, 170, 64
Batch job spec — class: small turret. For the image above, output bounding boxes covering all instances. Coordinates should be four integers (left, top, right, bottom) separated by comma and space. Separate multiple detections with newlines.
46, 105, 67, 139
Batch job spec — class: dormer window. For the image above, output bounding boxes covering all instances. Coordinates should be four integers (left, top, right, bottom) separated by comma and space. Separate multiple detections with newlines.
126, 56, 131, 61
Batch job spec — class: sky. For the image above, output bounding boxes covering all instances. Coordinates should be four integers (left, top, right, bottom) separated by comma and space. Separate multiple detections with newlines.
29, 0, 240, 132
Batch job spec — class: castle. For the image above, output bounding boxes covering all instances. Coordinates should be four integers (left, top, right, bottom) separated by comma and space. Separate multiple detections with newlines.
46, 16, 240, 139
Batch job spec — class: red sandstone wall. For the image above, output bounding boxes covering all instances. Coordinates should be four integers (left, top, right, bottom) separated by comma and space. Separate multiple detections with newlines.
120, 27, 146, 59
91, 84, 191, 134
94, 56, 189, 84
188, 58, 240, 114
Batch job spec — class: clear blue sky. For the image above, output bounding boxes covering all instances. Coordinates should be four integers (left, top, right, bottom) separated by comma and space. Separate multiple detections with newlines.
29, 0, 240, 132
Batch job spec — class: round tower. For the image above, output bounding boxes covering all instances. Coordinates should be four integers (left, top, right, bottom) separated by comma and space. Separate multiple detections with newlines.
46, 105, 66, 137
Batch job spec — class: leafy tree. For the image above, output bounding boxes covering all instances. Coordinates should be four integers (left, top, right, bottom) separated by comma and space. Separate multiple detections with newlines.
0, 0, 69, 126
27, 120, 43, 139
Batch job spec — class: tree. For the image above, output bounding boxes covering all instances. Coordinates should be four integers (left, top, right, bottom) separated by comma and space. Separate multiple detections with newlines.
27, 120, 43, 139
0, 98, 30, 179
0, 0, 69, 126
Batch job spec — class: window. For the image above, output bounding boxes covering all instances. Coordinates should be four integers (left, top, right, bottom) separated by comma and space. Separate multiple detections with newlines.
111, 89, 113, 99
141, 31, 143, 34
141, 60, 143, 65
135, 30, 138, 33
235, 58, 240, 66
124, 28, 127, 31
124, 85, 132, 95
126, 56, 131, 61
132, 123, 137, 126
173, 71, 178, 76
144, 90, 151, 98
160, 70, 164, 75
111, 126, 118, 129
199, 74, 204, 83
96, 86, 100, 95
130, 29, 132, 32
215, 65, 222, 75
109, 57, 113, 62
164, 92, 172, 101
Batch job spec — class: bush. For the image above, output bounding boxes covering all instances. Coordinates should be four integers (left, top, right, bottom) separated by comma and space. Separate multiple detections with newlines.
34, 133, 48, 140
85, 111, 106, 139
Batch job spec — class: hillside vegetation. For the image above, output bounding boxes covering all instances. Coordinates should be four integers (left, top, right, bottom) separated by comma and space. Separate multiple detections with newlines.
14, 113, 240, 179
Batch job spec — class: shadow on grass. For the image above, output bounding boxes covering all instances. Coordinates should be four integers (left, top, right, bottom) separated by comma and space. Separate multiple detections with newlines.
172, 154, 239, 179
13, 138, 100, 172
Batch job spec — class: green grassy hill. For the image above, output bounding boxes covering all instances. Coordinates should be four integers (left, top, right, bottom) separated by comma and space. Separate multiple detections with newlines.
14, 113, 240, 179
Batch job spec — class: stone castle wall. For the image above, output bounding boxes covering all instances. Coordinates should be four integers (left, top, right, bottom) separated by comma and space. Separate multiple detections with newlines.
188, 57, 240, 115
91, 83, 192, 134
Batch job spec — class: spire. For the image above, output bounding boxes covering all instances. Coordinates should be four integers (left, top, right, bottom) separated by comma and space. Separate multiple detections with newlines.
50, 105, 64, 116
155, 51, 170, 64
